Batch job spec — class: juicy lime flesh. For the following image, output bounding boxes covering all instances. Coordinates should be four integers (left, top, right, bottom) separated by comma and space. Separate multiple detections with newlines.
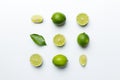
51, 12, 66, 25
52, 54, 68, 67
30, 54, 43, 67
77, 32, 89, 47
76, 13, 89, 26
79, 55, 87, 67
31, 15, 43, 23
53, 34, 65, 47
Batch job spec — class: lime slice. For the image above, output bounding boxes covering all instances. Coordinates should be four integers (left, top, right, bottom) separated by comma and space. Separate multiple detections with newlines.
53, 34, 66, 47
30, 34, 46, 46
30, 54, 43, 67
79, 55, 87, 67
31, 15, 43, 23
52, 54, 68, 67
76, 13, 89, 26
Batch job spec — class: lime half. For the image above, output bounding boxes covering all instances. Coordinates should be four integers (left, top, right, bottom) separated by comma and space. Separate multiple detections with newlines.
76, 13, 89, 26
30, 54, 43, 67
79, 55, 87, 67
31, 15, 43, 23
53, 34, 66, 47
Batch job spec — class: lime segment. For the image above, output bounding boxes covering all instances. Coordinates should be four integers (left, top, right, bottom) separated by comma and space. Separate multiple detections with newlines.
30, 54, 43, 67
31, 15, 43, 23
76, 13, 89, 26
53, 34, 66, 47
79, 55, 87, 67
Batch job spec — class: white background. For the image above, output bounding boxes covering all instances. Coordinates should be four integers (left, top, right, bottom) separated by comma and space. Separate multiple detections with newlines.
0, 0, 120, 80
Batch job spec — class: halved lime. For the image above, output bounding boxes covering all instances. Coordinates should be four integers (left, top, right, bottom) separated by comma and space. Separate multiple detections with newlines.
53, 34, 66, 47
31, 15, 43, 23
76, 13, 89, 26
79, 55, 87, 67
52, 54, 68, 67
30, 54, 43, 67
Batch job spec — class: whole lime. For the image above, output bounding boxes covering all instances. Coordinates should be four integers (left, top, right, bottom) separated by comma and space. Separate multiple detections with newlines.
51, 12, 66, 25
52, 54, 68, 67
77, 32, 89, 47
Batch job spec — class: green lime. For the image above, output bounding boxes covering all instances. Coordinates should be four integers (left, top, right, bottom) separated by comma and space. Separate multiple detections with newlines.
77, 32, 89, 47
53, 34, 66, 47
76, 13, 89, 27
31, 15, 43, 23
52, 54, 68, 67
30, 34, 46, 46
30, 54, 43, 67
51, 12, 66, 25
79, 55, 87, 67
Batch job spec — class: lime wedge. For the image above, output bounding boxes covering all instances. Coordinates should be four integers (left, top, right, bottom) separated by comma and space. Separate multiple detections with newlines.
31, 15, 43, 23
30, 54, 43, 67
53, 34, 66, 47
76, 13, 89, 27
79, 55, 87, 67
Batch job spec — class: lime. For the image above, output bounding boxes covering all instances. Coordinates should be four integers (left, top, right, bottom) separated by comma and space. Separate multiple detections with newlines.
76, 13, 89, 27
52, 54, 68, 67
77, 32, 89, 47
30, 54, 43, 67
30, 34, 46, 46
79, 55, 87, 67
31, 15, 43, 23
51, 12, 66, 25
53, 34, 66, 47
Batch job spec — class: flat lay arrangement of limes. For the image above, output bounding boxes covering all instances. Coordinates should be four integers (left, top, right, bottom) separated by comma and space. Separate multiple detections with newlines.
29, 12, 91, 68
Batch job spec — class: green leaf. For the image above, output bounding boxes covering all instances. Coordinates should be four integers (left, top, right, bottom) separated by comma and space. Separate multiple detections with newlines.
30, 34, 46, 46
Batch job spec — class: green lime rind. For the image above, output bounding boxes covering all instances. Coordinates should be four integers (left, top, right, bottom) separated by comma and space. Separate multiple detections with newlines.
30, 34, 46, 46
77, 32, 89, 47
79, 55, 87, 67
76, 13, 89, 27
51, 12, 66, 25
53, 34, 66, 47
52, 54, 68, 67
30, 54, 43, 67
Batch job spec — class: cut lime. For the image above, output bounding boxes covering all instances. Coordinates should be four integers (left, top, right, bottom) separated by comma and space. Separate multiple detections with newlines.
30, 54, 43, 67
31, 15, 43, 23
53, 34, 66, 47
79, 55, 87, 67
51, 12, 66, 25
77, 32, 89, 47
76, 13, 89, 27
52, 54, 68, 67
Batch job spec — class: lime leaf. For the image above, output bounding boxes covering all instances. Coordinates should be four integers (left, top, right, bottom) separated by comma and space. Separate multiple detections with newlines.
30, 34, 46, 46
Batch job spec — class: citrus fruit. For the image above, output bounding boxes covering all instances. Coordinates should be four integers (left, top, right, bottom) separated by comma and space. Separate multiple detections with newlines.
30, 34, 46, 46
76, 13, 89, 27
53, 34, 66, 47
79, 55, 87, 67
30, 54, 43, 67
31, 15, 43, 23
52, 54, 68, 67
77, 32, 89, 47
51, 12, 66, 25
